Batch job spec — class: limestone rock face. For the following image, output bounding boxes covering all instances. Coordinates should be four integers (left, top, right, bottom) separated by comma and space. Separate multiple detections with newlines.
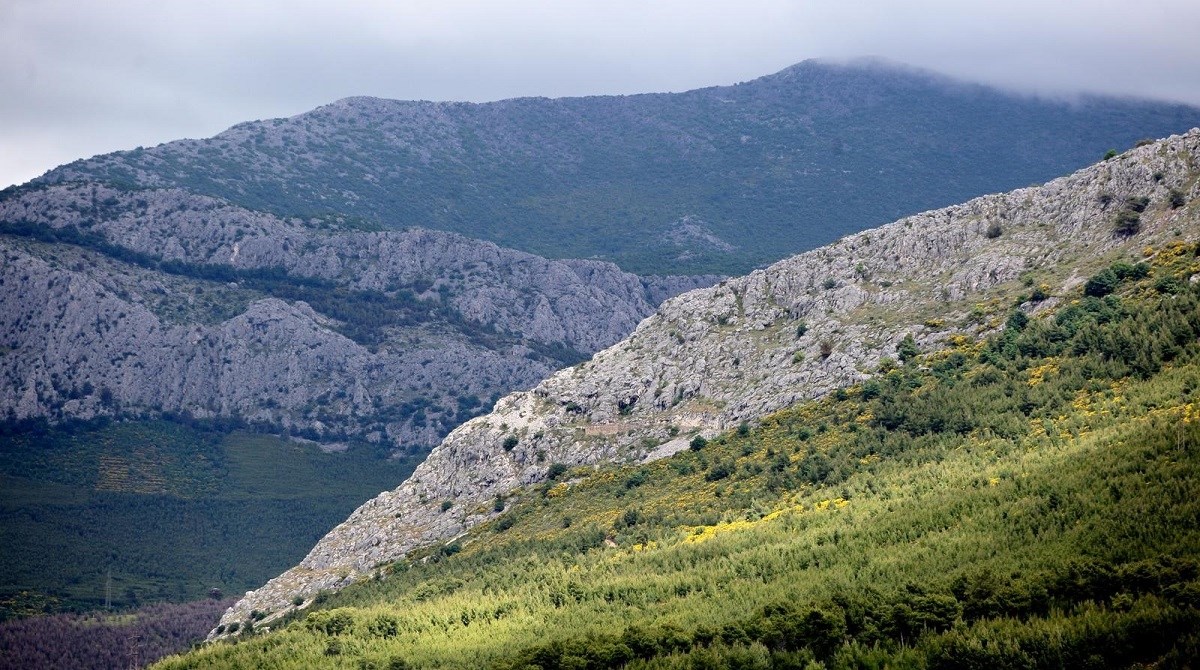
217, 129, 1200, 630
0, 186, 716, 451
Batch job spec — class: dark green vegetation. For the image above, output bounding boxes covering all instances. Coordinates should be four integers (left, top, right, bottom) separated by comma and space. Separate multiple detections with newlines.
33, 60, 1200, 274
0, 420, 419, 618
156, 247, 1200, 668
0, 598, 232, 670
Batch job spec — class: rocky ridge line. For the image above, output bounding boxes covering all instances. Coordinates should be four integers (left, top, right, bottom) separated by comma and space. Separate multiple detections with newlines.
0, 185, 715, 451
218, 130, 1200, 630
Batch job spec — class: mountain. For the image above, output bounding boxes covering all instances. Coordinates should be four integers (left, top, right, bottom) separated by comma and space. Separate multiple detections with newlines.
163, 285, 1200, 668
0, 183, 713, 453
0, 184, 713, 614
214, 129, 1200, 635
31, 59, 1200, 275
4, 57, 1199, 656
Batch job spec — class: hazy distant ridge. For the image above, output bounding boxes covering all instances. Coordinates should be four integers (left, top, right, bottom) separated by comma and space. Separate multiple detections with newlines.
35, 59, 1200, 274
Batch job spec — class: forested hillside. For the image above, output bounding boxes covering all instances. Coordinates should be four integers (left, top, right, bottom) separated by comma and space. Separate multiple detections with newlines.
158, 245, 1200, 669
0, 598, 231, 670
218, 129, 1200, 627
2, 58, 1199, 669
0, 187, 709, 618
0, 420, 420, 616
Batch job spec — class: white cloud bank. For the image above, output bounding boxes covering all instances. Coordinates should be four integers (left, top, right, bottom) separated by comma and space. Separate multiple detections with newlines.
2, 0, 1198, 188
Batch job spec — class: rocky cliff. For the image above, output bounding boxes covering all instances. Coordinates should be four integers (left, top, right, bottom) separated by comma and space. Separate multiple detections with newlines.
217, 129, 1200, 629
0, 184, 715, 452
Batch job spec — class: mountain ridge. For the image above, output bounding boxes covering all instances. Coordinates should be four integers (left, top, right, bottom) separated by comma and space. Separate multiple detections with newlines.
30, 59, 1200, 274
0, 183, 715, 452
160, 252, 1200, 667
215, 128, 1200, 630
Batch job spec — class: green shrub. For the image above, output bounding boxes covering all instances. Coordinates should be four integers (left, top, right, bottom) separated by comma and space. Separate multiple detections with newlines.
798, 451, 833, 485
368, 614, 400, 638
306, 608, 355, 635
1005, 310, 1029, 332
1084, 269, 1120, 297
705, 460, 734, 482
1114, 209, 1141, 236
1125, 195, 1151, 212
1112, 261, 1150, 280
624, 469, 649, 488
1084, 262, 1149, 298
1155, 276, 1185, 294
502, 436, 519, 451
897, 334, 919, 363
619, 508, 641, 527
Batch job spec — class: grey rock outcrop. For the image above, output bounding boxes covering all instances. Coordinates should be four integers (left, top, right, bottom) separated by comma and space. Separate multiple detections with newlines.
0, 186, 716, 451
218, 129, 1200, 630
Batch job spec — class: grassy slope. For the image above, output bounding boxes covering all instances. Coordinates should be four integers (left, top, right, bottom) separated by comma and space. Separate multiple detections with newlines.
156, 247, 1200, 668
0, 423, 419, 617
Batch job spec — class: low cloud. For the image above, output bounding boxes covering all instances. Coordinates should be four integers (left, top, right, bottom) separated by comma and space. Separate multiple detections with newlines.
2, 0, 1198, 187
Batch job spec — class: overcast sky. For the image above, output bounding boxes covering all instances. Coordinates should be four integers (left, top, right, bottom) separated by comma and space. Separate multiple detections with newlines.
2, 0, 1199, 189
